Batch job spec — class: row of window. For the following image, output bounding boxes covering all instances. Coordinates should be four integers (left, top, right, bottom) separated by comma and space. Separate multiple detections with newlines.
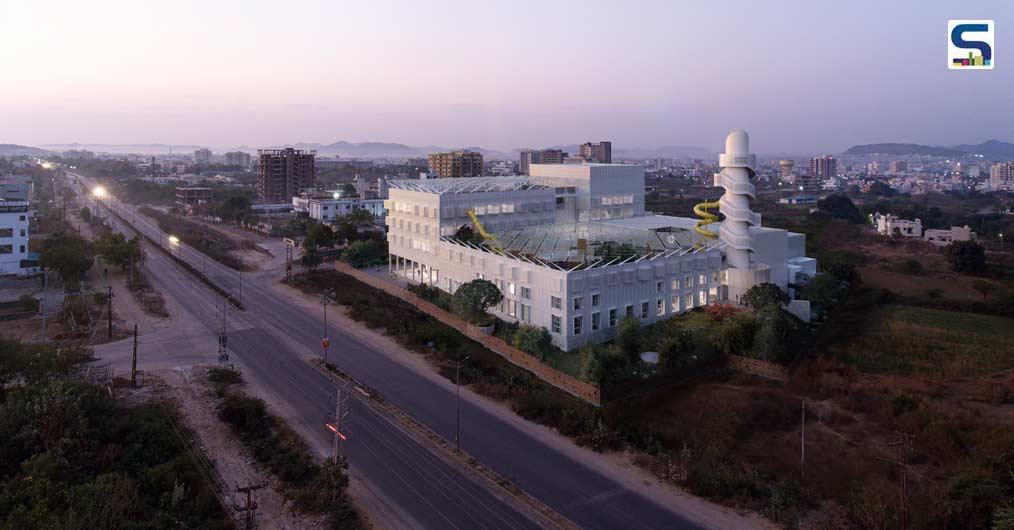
550, 291, 718, 336
0, 228, 27, 238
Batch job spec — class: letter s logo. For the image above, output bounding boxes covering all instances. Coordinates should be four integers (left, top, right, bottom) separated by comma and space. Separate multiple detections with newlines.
949, 20, 994, 69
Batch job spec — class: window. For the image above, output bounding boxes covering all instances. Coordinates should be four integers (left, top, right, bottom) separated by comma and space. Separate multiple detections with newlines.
573, 316, 583, 335
712, 271, 720, 283
509, 282, 516, 296
0, 228, 12, 237
609, 308, 617, 327
551, 296, 561, 309
685, 275, 692, 287
573, 297, 582, 311
656, 281, 663, 294
672, 295, 680, 313
671, 278, 680, 291
640, 302, 649, 319
520, 304, 531, 322
19, 245, 24, 253
592, 312, 600, 331
699, 290, 707, 306
625, 305, 634, 317
508, 300, 517, 317
19, 229, 25, 237
699, 273, 707, 285
520, 286, 530, 299
0, 245, 11, 254
657, 299, 664, 316
591, 293, 599, 307
551, 315, 561, 334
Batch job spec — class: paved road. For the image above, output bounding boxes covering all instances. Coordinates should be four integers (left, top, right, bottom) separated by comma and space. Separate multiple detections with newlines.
72, 173, 724, 530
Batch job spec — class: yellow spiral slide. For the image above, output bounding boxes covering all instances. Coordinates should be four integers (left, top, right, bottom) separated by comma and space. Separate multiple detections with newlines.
693, 200, 720, 241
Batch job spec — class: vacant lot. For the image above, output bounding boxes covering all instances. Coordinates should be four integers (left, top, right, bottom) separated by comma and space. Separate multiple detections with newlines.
829, 305, 1014, 376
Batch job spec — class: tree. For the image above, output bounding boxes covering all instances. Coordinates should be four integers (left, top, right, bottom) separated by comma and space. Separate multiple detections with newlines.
865, 181, 895, 197
616, 316, 642, 360
79, 207, 92, 223
218, 195, 251, 222
817, 194, 863, 223
343, 240, 387, 268
39, 232, 93, 287
945, 240, 987, 274
93, 232, 141, 270
799, 274, 844, 312
450, 279, 503, 324
345, 208, 374, 226
511, 325, 553, 359
300, 245, 322, 270
752, 305, 799, 364
741, 283, 789, 310
303, 223, 335, 250
972, 279, 998, 300
341, 183, 357, 197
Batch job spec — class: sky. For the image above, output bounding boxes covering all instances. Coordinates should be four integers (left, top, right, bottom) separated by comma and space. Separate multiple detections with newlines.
1, 0, 1012, 154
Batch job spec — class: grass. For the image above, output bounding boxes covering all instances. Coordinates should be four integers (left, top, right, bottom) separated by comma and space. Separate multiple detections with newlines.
830, 305, 1014, 376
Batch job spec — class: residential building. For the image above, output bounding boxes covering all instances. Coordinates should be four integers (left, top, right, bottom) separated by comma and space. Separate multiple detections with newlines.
175, 187, 212, 211
990, 162, 1013, 189
256, 148, 316, 203
519, 149, 567, 175
487, 160, 517, 176
385, 130, 814, 351
792, 174, 820, 195
427, 150, 483, 178
0, 199, 33, 276
779, 160, 795, 181
889, 160, 908, 173
579, 141, 612, 163
809, 155, 837, 179
0, 175, 32, 201
194, 148, 213, 164
291, 193, 387, 223
924, 226, 975, 246
875, 212, 922, 237
225, 151, 252, 168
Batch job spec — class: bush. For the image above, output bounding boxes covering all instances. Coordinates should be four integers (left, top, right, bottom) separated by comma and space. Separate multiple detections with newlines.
511, 325, 553, 359
945, 240, 986, 274
342, 239, 387, 268
450, 279, 503, 324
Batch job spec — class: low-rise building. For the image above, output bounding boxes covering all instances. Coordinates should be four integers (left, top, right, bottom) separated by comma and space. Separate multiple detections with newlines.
875, 212, 922, 237
0, 199, 34, 276
291, 194, 387, 223
0, 175, 32, 201
924, 226, 975, 246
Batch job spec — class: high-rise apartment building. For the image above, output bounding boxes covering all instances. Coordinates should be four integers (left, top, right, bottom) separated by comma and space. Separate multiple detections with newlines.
990, 162, 1014, 188
579, 141, 612, 163
519, 149, 567, 175
257, 148, 316, 203
808, 155, 837, 179
427, 150, 483, 178
889, 160, 908, 173
225, 151, 252, 168
778, 160, 795, 180
194, 148, 212, 164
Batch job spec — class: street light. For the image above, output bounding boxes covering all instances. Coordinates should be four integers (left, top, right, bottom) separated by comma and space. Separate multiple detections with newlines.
455, 355, 470, 453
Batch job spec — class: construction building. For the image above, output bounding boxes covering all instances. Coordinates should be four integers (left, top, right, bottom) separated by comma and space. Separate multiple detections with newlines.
519, 149, 567, 175
427, 150, 483, 178
386, 130, 815, 351
579, 141, 612, 163
175, 187, 213, 211
257, 148, 316, 203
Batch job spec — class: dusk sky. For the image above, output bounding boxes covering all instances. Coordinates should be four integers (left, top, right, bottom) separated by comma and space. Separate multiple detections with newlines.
1, 0, 1011, 154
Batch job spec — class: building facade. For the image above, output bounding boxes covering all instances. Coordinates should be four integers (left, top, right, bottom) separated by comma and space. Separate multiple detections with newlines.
0, 199, 32, 276
194, 148, 213, 164
519, 149, 567, 175
385, 135, 813, 351
175, 187, 212, 211
889, 160, 908, 174
875, 212, 922, 237
427, 150, 483, 178
256, 148, 316, 203
809, 155, 837, 180
292, 194, 387, 223
579, 141, 612, 163
225, 151, 252, 168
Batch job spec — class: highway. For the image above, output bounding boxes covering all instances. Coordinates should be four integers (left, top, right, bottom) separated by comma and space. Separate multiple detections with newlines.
72, 172, 729, 530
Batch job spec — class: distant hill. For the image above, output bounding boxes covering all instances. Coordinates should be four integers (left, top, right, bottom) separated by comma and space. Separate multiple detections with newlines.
0, 144, 52, 156
842, 143, 965, 157
39, 143, 209, 155
843, 140, 1014, 160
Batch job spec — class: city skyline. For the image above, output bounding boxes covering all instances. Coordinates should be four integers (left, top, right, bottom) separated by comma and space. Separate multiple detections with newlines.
1, 0, 1011, 153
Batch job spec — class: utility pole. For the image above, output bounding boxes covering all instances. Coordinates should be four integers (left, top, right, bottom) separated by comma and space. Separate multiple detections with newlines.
131, 324, 138, 387
234, 483, 267, 530
877, 431, 914, 530
218, 304, 229, 363
320, 288, 334, 363
327, 382, 351, 461
106, 285, 114, 339
800, 399, 806, 483
455, 356, 470, 453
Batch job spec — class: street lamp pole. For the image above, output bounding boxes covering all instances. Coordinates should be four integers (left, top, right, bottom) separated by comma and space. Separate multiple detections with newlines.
455, 355, 470, 453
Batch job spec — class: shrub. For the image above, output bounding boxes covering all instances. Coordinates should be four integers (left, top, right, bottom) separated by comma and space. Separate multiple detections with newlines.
945, 240, 986, 274
450, 279, 503, 324
511, 325, 553, 359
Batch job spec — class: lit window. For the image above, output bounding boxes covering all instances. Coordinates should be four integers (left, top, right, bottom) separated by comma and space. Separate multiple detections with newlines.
509, 282, 516, 295
685, 292, 693, 309
671, 278, 680, 291
672, 295, 680, 312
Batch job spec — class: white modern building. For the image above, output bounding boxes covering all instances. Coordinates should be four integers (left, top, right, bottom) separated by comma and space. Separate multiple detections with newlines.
385, 130, 815, 351
875, 212, 922, 238
1, 198, 34, 276
923, 226, 976, 246
292, 194, 387, 223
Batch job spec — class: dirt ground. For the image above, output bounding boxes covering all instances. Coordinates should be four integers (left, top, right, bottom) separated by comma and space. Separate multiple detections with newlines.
158, 365, 324, 530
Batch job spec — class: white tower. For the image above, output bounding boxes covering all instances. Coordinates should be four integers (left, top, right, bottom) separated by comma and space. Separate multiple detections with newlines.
715, 130, 769, 302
